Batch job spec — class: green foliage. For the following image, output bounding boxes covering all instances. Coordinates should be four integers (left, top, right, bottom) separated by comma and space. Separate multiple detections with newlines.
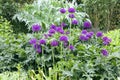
0, 16, 13, 38
82, 0, 119, 30
13, 0, 89, 30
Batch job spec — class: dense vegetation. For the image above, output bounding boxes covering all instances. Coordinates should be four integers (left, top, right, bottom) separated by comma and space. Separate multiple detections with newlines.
0, 0, 120, 80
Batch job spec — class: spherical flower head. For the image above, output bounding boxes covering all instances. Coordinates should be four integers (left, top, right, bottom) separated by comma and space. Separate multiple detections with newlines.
102, 36, 112, 45
79, 35, 89, 41
72, 19, 78, 25
50, 24, 56, 30
39, 39, 46, 45
89, 31, 94, 36
49, 29, 55, 34
64, 42, 68, 47
86, 33, 92, 38
51, 40, 59, 46
69, 14, 75, 18
69, 45, 75, 51
59, 35, 68, 42
68, 8, 75, 13
29, 38, 37, 44
96, 31, 103, 37
60, 8, 66, 14
32, 24, 41, 32
101, 49, 108, 56
83, 21, 92, 29
81, 30, 87, 34
56, 27, 64, 34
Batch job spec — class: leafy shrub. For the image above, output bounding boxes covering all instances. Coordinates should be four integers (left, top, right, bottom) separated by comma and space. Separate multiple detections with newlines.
13, 0, 90, 31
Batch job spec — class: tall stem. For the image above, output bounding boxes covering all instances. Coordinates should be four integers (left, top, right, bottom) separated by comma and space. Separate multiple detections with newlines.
52, 47, 55, 67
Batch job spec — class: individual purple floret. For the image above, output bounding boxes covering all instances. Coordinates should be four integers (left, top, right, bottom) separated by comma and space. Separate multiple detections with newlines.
96, 31, 103, 37
101, 49, 108, 56
60, 8, 66, 13
49, 29, 55, 34
69, 14, 75, 18
29, 38, 37, 44
59, 35, 68, 42
39, 39, 46, 45
72, 19, 78, 25
32, 24, 41, 32
69, 45, 75, 51
51, 40, 59, 46
68, 8, 75, 13
83, 21, 92, 29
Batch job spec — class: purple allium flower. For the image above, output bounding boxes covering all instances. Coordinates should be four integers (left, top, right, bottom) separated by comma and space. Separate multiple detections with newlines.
69, 14, 75, 18
102, 36, 112, 45
60, 8, 66, 13
61, 22, 67, 27
86, 33, 92, 38
81, 30, 87, 34
36, 48, 41, 53
96, 31, 103, 37
72, 19, 78, 25
59, 35, 68, 42
49, 29, 55, 34
56, 27, 64, 34
89, 31, 94, 36
39, 39, 46, 45
50, 24, 56, 30
51, 40, 59, 46
68, 8, 75, 13
79, 35, 89, 41
29, 38, 37, 44
101, 49, 108, 56
83, 21, 92, 29
69, 45, 74, 51
102, 36, 109, 41
32, 24, 41, 32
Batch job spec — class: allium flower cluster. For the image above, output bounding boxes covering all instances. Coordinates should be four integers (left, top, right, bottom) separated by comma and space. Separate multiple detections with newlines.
68, 8, 76, 13
39, 39, 46, 45
59, 35, 68, 42
101, 49, 108, 56
83, 21, 92, 29
96, 31, 103, 37
51, 40, 59, 46
102, 36, 111, 45
32, 24, 41, 32
60, 8, 66, 13
72, 19, 78, 25
79, 30, 94, 41
69, 45, 75, 51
